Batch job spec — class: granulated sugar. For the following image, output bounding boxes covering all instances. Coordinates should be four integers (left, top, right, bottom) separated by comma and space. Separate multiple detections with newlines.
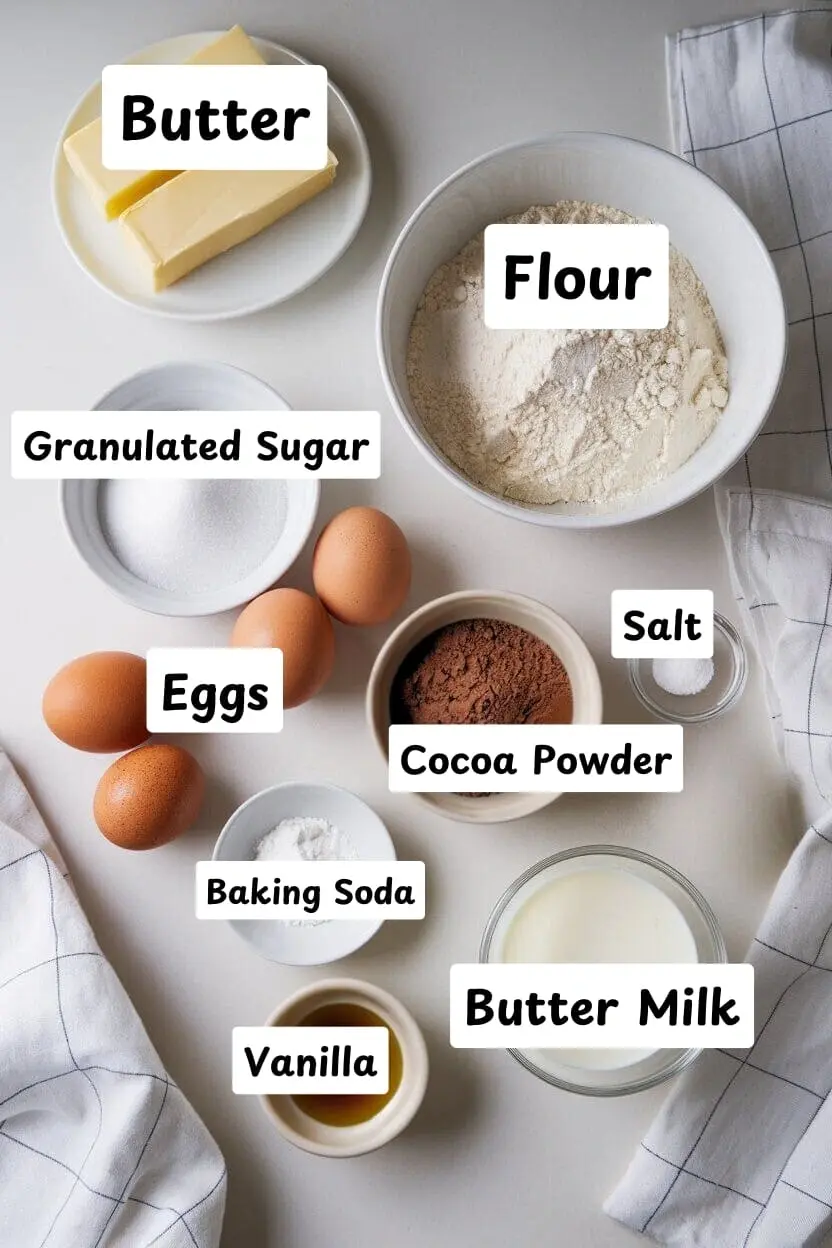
99, 479, 288, 594
406, 201, 729, 505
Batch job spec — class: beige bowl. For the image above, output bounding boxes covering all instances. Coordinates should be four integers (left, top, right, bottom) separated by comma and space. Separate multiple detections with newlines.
260, 978, 428, 1157
366, 590, 603, 823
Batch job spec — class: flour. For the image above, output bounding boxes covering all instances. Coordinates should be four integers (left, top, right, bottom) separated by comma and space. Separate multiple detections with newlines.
406, 202, 729, 505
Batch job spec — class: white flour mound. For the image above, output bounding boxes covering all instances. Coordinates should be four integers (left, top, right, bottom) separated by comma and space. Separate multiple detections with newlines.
406, 202, 729, 505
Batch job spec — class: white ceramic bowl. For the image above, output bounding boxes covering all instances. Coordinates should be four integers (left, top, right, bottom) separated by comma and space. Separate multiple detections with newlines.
377, 132, 786, 528
260, 977, 428, 1157
366, 590, 603, 823
213, 782, 396, 965
61, 362, 320, 616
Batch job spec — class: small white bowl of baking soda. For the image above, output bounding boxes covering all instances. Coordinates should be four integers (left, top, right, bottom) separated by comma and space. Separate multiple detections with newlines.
377, 132, 786, 528
212, 781, 396, 965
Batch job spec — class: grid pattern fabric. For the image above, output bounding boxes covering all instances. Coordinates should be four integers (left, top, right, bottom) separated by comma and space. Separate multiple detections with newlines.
606, 8, 832, 1246
0, 751, 226, 1247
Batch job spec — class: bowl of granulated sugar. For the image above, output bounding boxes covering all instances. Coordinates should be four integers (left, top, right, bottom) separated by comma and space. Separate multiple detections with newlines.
61, 361, 320, 616
377, 132, 786, 528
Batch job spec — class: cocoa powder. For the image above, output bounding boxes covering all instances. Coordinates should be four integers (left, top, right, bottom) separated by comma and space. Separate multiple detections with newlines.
390, 618, 573, 726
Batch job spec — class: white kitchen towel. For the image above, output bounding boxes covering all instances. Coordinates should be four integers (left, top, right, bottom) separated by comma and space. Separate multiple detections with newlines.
606, 7, 832, 1247
0, 751, 226, 1247
606, 492, 832, 1246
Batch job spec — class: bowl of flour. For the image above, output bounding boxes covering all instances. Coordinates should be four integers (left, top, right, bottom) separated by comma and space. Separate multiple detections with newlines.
377, 133, 786, 527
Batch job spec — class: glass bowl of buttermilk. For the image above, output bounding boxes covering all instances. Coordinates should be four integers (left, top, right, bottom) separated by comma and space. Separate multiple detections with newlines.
480, 844, 726, 1096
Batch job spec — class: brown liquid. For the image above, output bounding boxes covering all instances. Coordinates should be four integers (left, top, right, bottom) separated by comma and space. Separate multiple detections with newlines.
285, 1002, 404, 1128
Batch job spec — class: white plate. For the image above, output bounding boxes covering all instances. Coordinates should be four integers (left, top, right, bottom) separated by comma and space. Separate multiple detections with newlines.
52, 32, 372, 320
212, 782, 396, 965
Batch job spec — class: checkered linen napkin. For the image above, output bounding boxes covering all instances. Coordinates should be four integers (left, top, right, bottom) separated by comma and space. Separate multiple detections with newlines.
605, 7, 832, 1246
0, 751, 226, 1247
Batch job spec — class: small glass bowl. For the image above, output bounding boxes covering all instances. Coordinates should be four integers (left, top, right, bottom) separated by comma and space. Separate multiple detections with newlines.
480, 845, 726, 1097
628, 611, 747, 724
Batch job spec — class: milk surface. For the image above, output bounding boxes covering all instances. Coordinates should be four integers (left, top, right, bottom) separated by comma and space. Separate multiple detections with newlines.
500, 867, 698, 1071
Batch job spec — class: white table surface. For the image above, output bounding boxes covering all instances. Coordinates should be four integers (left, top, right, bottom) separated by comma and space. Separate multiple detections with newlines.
2, 1, 802, 1245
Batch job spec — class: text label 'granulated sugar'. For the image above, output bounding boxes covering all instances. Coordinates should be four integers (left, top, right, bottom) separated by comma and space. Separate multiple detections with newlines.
10, 411, 380, 479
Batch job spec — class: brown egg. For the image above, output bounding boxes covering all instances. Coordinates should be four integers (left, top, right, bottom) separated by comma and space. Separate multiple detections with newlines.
231, 587, 335, 708
43, 651, 149, 753
312, 506, 411, 626
93, 744, 204, 850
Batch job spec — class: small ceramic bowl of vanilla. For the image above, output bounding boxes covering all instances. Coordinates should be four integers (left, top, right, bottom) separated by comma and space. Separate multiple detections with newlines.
260, 978, 429, 1157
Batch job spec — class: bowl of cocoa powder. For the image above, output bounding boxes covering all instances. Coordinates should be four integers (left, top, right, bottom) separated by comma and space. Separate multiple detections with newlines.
366, 590, 602, 822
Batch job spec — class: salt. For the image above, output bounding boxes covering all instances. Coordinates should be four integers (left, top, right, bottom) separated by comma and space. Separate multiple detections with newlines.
98, 479, 287, 594
652, 656, 714, 697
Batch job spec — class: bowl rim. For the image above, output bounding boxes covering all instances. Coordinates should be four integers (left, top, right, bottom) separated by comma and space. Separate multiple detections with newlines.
479, 843, 728, 1096
59, 361, 320, 617
365, 588, 603, 823
259, 976, 429, 1156
376, 130, 788, 529
629, 610, 749, 724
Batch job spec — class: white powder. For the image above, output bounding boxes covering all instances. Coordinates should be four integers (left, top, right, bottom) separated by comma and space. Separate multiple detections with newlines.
255, 816, 357, 863
406, 201, 729, 505
99, 479, 287, 594
254, 816, 357, 927
652, 656, 715, 697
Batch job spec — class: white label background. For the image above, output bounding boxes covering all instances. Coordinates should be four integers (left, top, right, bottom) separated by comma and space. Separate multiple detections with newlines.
147, 648, 283, 734
195, 861, 426, 920
232, 1027, 389, 1094
611, 589, 715, 658
450, 964, 755, 1049
102, 64, 328, 170
11, 412, 381, 480
484, 223, 669, 329
388, 724, 683, 792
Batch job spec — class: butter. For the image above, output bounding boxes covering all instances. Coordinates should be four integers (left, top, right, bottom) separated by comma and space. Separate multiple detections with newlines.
62, 26, 265, 220
120, 154, 338, 290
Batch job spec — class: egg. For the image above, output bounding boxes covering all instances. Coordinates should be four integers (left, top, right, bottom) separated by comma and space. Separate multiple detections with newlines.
312, 507, 411, 626
43, 651, 149, 753
231, 587, 335, 708
93, 744, 204, 850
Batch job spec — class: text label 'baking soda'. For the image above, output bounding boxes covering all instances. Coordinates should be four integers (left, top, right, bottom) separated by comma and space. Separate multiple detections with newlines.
449, 964, 754, 1050
484, 224, 669, 330
611, 589, 714, 658
232, 1026, 389, 1095
388, 724, 683, 793
102, 65, 328, 171
196, 861, 426, 921
147, 648, 283, 734
10, 412, 380, 480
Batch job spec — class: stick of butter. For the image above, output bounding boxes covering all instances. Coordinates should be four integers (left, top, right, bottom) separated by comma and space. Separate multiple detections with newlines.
62, 26, 265, 220
119, 154, 338, 291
